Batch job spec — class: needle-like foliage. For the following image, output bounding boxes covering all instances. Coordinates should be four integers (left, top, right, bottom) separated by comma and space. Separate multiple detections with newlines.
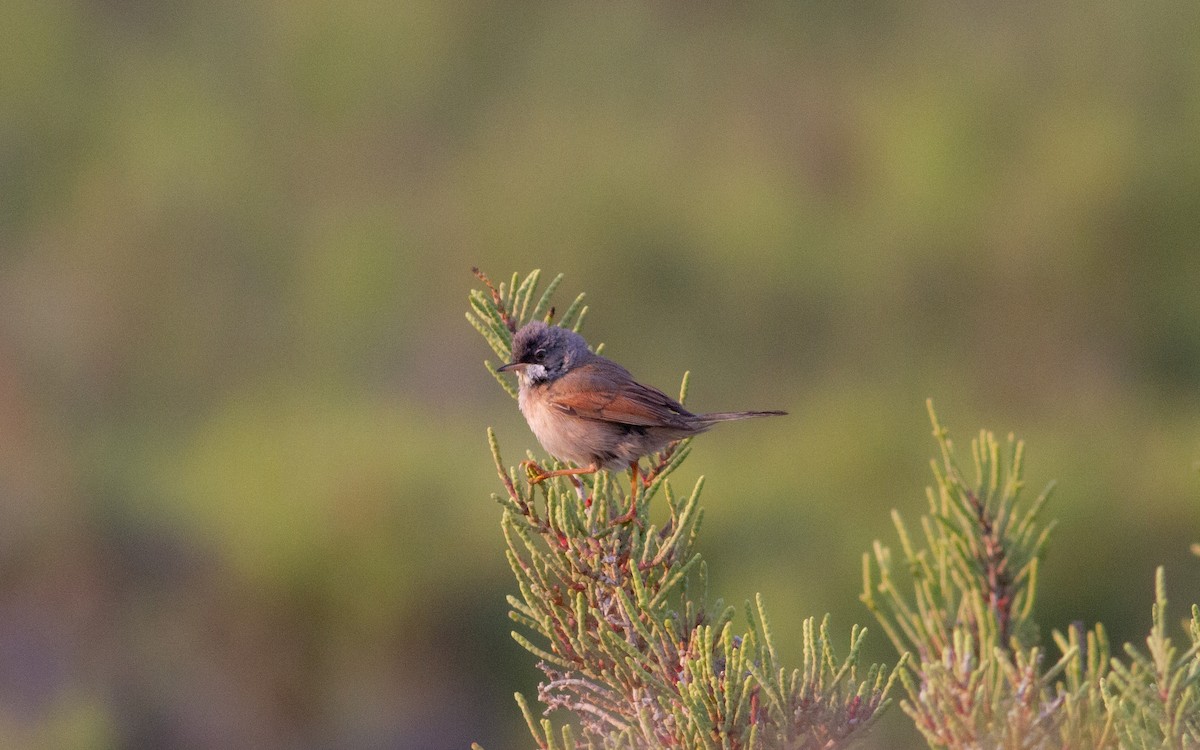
1102, 568, 1200, 748
469, 269, 901, 750
863, 401, 1200, 749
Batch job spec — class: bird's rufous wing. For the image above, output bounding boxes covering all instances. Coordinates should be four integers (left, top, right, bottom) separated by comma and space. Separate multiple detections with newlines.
545, 360, 693, 427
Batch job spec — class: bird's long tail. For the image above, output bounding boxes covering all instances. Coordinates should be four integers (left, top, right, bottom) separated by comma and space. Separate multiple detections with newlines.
698, 410, 787, 423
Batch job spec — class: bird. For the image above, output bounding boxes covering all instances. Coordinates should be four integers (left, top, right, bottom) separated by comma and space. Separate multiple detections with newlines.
496, 321, 785, 522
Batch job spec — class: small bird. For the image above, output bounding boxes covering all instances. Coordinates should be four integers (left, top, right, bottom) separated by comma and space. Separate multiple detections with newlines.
497, 321, 785, 520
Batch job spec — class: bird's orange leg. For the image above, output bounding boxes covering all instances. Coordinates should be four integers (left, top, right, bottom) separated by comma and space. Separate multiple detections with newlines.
526, 462, 599, 485
612, 461, 643, 525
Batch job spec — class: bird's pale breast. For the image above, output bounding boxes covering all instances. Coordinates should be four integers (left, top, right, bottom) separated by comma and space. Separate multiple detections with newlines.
518, 384, 601, 467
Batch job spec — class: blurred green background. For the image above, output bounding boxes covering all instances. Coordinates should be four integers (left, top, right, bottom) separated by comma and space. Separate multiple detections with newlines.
3, 1, 1199, 747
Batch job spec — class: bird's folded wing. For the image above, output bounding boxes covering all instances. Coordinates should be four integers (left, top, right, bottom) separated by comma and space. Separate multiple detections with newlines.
546, 362, 692, 427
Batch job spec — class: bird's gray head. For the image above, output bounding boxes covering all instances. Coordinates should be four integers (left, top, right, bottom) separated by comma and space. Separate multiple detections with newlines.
497, 321, 591, 385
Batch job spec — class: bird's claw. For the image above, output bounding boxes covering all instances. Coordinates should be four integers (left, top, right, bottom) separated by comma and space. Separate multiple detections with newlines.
520, 460, 548, 484
612, 500, 643, 528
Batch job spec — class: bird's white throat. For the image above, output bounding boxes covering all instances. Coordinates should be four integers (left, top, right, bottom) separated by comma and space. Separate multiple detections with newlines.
521, 363, 550, 385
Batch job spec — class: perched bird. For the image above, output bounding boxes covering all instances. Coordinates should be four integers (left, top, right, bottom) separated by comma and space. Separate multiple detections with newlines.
497, 321, 785, 520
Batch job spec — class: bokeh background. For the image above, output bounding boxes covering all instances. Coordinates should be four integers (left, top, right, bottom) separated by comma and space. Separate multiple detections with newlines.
4, 1, 1200, 747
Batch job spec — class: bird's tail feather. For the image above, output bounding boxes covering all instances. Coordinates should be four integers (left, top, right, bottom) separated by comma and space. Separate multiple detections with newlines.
698, 410, 787, 423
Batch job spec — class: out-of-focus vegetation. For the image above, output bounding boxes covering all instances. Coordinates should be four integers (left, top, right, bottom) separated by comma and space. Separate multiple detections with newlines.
2, 1, 1198, 748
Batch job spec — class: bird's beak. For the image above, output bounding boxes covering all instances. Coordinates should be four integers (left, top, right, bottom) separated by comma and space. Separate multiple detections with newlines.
496, 362, 526, 373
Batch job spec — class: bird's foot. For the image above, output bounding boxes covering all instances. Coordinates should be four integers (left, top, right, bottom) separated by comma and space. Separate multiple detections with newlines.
520, 460, 549, 484
612, 498, 643, 528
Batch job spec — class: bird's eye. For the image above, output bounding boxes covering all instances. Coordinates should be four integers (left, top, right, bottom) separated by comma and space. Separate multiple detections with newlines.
533, 348, 546, 362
